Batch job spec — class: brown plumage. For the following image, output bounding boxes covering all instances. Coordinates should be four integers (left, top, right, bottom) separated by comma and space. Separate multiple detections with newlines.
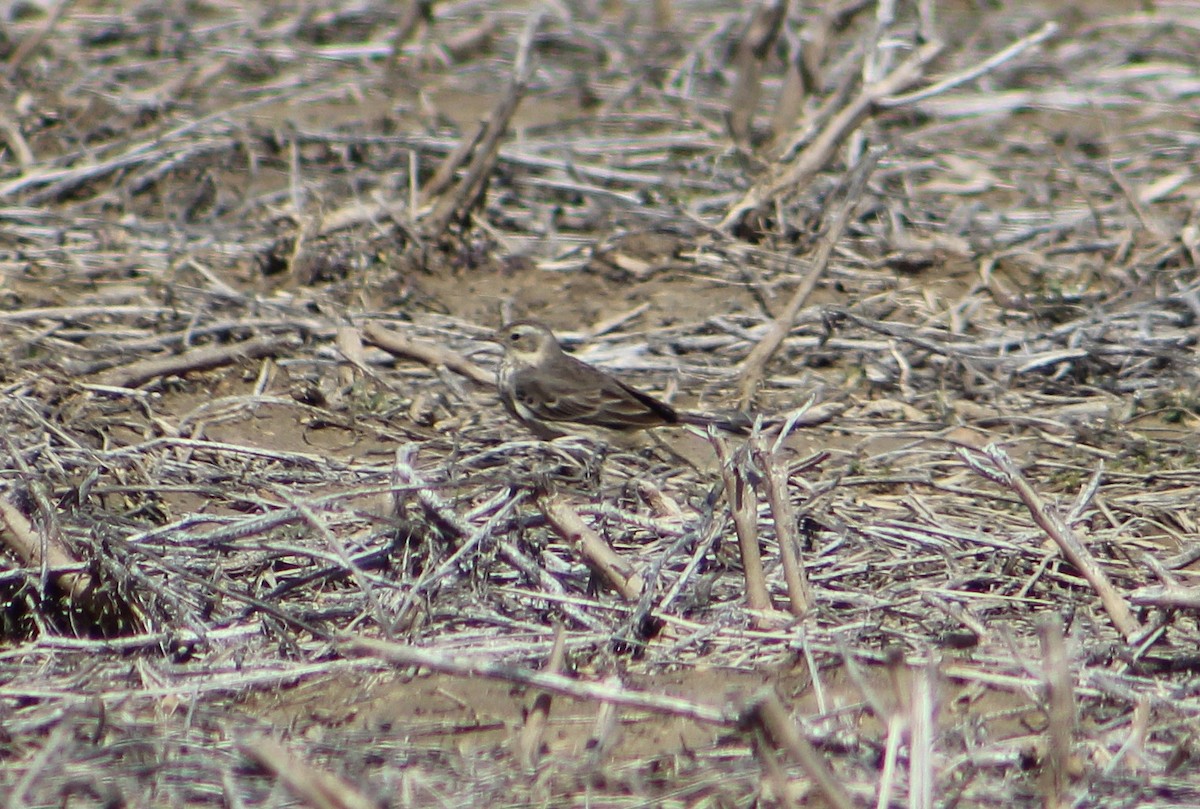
492, 320, 748, 440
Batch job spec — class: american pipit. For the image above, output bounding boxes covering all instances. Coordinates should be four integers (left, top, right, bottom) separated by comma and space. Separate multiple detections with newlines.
491, 319, 748, 441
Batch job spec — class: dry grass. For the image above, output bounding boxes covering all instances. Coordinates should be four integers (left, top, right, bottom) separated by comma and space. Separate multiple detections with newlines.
3, 1, 1200, 807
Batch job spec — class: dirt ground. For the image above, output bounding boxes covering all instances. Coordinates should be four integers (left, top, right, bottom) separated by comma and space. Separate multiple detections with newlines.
3, 1, 1200, 807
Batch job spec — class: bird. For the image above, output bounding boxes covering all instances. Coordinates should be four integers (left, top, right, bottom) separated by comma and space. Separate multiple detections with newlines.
490, 319, 749, 441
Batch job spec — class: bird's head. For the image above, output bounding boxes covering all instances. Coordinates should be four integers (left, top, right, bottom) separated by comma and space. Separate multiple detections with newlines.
492, 320, 561, 364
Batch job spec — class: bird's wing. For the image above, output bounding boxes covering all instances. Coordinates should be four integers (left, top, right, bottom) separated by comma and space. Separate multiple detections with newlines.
513, 373, 599, 422
514, 361, 677, 429
594, 377, 679, 428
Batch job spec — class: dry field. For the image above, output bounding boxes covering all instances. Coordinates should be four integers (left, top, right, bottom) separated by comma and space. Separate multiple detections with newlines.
2, 1, 1200, 806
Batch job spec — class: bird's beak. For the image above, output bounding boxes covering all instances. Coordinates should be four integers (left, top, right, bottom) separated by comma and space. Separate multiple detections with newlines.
479, 331, 504, 352
471, 337, 502, 360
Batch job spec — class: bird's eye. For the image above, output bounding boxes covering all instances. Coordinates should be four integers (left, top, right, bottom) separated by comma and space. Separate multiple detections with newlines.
509, 333, 521, 342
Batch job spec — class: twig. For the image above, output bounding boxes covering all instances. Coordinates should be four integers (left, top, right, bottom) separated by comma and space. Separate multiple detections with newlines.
741, 690, 856, 809
420, 12, 543, 237
0, 493, 93, 601
1129, 553, 1200, 610
239, 736, 377, 809
721, 42, 941, 230
736, 149, 880, 408
4, 723, 71, 809
515, 624, 565, 770
6, 0, 74, 76
539, 493, 644, 600
1105, 697, 1149, 775
909, 660, 936, 809
880, 22, 1059, 108
1127, 586, 1200, 611
335, 324, 365, 391
584, 672, 623, 765
752, 434, 812, 617
287, 493, 393, 640
390, 488, 524, 630
391, 446, 603, 631
1038, 616, 1074, 809
92, 335, 298, 389
418, 121, 486, 204
877, 712, 903, 809
959, 445, 1141, 641
0, 110, 34, 167
708, 430, 771, 611
656, 485, 727, 613
345, 636, 730, 725
361, 322, 493, 385
751, 722, 801, 809
1, 137, 238, 202
386, 0, 434, 71
727, 0, 787, 147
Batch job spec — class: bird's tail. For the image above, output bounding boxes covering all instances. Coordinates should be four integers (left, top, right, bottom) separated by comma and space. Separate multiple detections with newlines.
677, 410, 753, 435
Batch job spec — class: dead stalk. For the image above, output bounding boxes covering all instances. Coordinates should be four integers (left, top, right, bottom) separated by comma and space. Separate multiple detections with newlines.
539, 493, 644, 601
362, 322, 493, 385
420, 13, 542, 237
960, 444, 1141, 641
1039, 617, 1074, 809
347, 636, 729, 725
239, 736, 377, 809
742, 690, 856, 809
735, 149, 879, 408
721, 42, 941, 230
709, 431, 771, 611
516, 624, 565, 770
727, 0, 787, 147
752, 436, 812, 617
0, 494, 93, 601
92, 335, 297, 389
